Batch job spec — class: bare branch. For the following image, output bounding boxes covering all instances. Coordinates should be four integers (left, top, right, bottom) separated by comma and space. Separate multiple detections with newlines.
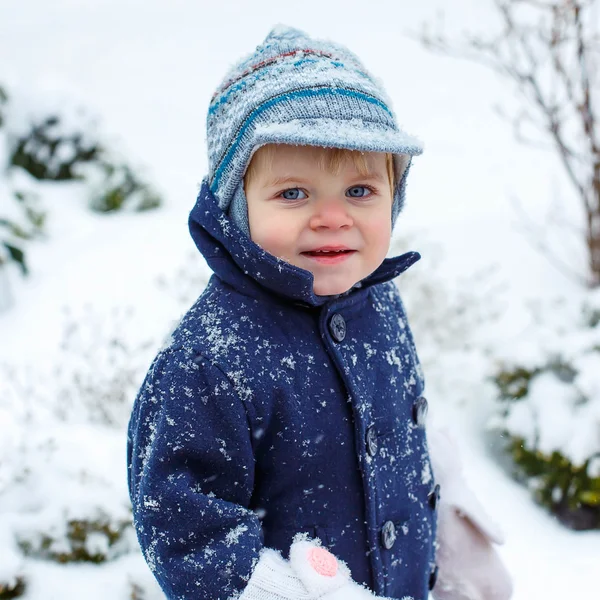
574, 2, 599, 155
415, 0, 600, 287
494, 104, 561, 150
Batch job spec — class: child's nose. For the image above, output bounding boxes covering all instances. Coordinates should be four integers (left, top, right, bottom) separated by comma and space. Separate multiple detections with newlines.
309, 197, 354, 230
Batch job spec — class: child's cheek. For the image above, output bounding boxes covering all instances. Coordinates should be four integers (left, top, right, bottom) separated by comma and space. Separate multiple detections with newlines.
368, 217, 391, 241
252, 219, 296, 258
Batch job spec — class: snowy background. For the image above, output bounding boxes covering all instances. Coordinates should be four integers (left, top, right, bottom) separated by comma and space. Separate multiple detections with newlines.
1, 0, 599, 598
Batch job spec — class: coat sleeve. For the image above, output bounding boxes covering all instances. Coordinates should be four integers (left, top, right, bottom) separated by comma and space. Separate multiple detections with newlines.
127, 347, 262, 600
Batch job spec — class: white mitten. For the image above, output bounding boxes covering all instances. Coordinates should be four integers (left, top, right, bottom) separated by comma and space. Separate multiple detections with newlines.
240, 536, 391, 600
428, 427, 513, 600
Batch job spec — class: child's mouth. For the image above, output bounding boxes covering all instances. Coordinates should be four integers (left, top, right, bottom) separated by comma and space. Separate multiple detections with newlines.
301, 249, 356, 264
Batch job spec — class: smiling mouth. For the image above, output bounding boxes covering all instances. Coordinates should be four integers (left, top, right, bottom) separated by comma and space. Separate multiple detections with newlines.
301, 249, 357, 264
301, 249, 355, 256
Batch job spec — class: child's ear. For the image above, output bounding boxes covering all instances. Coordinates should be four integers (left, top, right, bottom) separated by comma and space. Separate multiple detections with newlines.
392, 154, 410, 188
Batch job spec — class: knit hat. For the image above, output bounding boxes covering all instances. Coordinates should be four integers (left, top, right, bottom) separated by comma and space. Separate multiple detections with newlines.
206, 25, 423, 236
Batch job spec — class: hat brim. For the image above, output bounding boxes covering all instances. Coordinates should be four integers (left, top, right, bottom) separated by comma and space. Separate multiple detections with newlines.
251, 118, 422, 184
252, 117, 423, 158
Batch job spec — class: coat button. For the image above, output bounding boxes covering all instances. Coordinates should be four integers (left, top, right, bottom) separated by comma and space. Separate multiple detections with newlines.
366, 426, 378, 457
428, 484, 441, 510
412, 396, 428, 427
381, 520, 396, 550
328, 313, 346, 342
428, 565, 439, 590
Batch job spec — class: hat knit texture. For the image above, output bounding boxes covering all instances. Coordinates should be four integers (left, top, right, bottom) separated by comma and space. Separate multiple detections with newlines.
206, 25, 424, 236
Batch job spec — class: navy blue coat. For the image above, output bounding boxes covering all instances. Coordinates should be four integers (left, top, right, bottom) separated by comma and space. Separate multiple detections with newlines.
127, 180, 438, 599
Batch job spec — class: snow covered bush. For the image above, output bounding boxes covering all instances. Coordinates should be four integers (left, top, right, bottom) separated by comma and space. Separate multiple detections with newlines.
84, 161, 161, 213
1, 414, 138, 567
0, 108, 45, 279
0, 129, 44, 313
9, 112, 100, 182
16, 508, 134, 564
489, 292, 600, 530
0, 181, 46, 276
0, 82, 161, 292
2, 304, 157, 427
0, 84, 7, 127
0, 243, 206, 595
0, 304, 160, 587
0, 578, 25, 600
2, 83, 161, 213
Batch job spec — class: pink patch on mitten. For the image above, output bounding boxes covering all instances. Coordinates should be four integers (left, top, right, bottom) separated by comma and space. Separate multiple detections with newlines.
308, 547, 338, 577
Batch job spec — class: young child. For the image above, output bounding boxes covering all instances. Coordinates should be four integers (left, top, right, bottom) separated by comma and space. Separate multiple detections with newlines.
127, 26, 512, 600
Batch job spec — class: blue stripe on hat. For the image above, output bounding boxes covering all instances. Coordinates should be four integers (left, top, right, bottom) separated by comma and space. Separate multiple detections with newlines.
209, 59, 372, 116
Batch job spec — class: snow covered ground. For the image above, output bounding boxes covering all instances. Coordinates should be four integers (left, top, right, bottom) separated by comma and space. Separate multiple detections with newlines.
1, 0, 599, 598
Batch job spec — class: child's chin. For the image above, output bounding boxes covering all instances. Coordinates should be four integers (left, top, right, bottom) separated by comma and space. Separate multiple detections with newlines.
313, 280, 355, 297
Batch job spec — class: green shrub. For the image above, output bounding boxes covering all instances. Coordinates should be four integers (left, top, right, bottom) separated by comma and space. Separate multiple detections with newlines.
87, 162, 161, 213
0, 85, 7, 128
129, 582, 146, 600
0, 577, 25, 600
10, 116, 101, 181
491, 294, 600, 530
18, 515, 133, 564
494, 366, 540, 402
494, 359, 577, 403
0, 86, 162, 281
0, 189, 46, 275
8, 112, 161, 213
507, 436, 600, 530
4, 90, 161, 213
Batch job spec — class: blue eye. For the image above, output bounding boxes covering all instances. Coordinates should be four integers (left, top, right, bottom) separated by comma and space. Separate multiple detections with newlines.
280, 188, 307, 200
346, 186, 372, 198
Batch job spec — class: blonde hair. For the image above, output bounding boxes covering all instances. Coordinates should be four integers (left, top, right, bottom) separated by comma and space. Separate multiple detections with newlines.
244, 144, 396, 195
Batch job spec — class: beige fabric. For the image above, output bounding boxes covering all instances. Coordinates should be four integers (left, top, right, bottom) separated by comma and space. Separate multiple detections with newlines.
428, 428, 513, 600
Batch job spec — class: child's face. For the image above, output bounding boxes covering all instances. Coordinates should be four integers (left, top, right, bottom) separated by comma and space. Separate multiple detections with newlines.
245, 144, 393, 296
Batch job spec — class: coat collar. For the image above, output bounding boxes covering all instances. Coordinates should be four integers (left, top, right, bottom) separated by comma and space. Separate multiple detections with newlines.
188, 179, 420, 308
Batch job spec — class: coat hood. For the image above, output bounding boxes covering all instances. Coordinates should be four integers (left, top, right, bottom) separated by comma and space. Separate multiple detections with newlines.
188, 179, 420, 308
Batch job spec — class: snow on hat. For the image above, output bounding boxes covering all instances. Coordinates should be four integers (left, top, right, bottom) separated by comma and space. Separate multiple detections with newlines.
206, 25, 423, 236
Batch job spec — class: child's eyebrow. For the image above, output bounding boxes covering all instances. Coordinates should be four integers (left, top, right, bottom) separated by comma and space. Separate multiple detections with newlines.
349, 172, 387, 184
265, 175, 310, 187
265, 172, 387, 187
